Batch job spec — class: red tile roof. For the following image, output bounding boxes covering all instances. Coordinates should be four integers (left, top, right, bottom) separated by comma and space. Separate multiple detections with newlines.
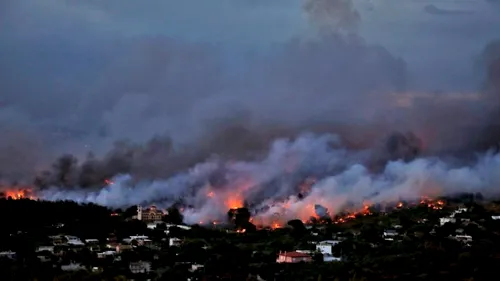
279, 251, 311, 258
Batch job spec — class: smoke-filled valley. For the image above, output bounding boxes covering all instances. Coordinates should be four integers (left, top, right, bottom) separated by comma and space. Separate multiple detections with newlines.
2, 0, 500, 226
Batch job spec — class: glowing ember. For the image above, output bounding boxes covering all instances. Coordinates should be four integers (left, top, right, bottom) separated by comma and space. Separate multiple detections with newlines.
207, 191, 215, 198
3, 188, 35, 200
271, 223, 281, 229
419, 196, 445, 210
225, 195, 244, 209
104, 179, 114, 185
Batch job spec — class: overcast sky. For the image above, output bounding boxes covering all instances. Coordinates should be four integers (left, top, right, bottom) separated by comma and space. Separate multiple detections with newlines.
0, 0, 499, 180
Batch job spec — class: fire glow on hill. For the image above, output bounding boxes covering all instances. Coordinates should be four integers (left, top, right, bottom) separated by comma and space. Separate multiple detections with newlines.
1, 188, 36, 200
35, 133, 500, 228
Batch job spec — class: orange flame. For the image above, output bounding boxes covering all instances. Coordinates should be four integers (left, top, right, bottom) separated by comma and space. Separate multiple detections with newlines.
3, 188, 35, 200
225, 195, 244, 210
271, 223, 281, 229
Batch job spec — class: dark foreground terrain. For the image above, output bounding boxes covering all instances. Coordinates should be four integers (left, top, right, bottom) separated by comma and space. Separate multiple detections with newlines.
0, 194, 499, 281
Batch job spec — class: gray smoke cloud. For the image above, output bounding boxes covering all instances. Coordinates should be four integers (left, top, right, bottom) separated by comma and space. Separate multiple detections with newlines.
39, 133, 500, 225
424, 5, 475, 16
2, 0, 500, 222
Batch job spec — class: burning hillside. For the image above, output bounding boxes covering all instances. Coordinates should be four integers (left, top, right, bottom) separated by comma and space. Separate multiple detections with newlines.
1, 188, 36, 200
34, 132, 500, 228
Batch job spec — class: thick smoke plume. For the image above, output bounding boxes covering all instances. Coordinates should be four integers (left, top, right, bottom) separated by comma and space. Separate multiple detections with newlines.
2, 1, 500, 225
39, 133, 500, 225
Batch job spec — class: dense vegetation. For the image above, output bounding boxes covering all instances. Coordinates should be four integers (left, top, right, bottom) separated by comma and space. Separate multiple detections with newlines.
0, 196, 499, 281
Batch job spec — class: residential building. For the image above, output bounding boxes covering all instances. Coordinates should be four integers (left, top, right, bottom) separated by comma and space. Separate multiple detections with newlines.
453, 235, 473, 244
85, 239, 99, 245
323, 255, 342, 262
164, 225, 191, 235
116, 244, 133, 253
106, 242, 119, 249
147, 221, 165, 230
37, 255, 51, 263
36, 246, 55, 253
65, 236, 84, 246
0, 251, 15, 259
49, 235, 66, 245
440, 217, 456, 226
276, 251, 313, 263
169, 237, 182, 247
129, 261, 152, 274
316, 240, 341, 255
97, 251, 116, 259
61, 263, 86, 271
190, 264, 205, 272
383, 229, 398, 240
137, 205, 164, 222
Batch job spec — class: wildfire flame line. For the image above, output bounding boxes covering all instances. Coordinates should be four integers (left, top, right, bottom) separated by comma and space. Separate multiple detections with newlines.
2, 188, 36, 200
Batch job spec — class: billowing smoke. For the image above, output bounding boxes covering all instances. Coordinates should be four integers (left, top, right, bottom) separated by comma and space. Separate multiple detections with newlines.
2, 1, 500, 225
314, 204, 329, 218
303, 0, 361, 34
38, 133, 500, 225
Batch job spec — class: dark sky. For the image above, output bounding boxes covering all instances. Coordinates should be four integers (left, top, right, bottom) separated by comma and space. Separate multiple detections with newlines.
1, 0, 500, 181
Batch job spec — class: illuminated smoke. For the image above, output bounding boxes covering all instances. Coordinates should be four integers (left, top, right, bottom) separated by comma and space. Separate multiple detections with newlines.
2, 1, 500, 228
38, 133, 500, 226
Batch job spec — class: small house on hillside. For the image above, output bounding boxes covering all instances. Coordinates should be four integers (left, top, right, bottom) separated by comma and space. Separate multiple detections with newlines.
276, 251, 312, 263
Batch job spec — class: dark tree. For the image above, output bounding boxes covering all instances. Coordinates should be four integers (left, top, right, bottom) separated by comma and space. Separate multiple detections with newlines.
228, 208, 251, 229
164, 207, 184, 225
287, 219, 306, 239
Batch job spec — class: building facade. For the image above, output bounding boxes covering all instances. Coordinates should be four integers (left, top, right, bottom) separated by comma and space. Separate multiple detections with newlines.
137, 205, 164, 222
276, 251, 312, 263
129, 261, 151, 274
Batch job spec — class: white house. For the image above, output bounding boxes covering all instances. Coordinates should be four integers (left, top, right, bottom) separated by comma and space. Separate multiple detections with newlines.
383, 230, 398, 241
147, 221, 165, 230
440, 217, 456, 226
85, 239, 99, 244
163, 223, 192, 235
61, 263, 86, 271
0, 251, 16, 259
129, 235, 149, 240
454, 208, 468, 215
36, 246, 55, 253
129, 261, 151, 274
169, 237, 182, 247
65, 236, 85, 246
439, 207, 468, 226
316, 240, 341, 255
323, 255, 342, 262
453, 235, 473, 244
97, 251, 116, 259
190, 264, 205, 272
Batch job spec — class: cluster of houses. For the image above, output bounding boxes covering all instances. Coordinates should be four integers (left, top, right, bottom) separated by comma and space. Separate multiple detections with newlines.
1, 203, 499, 280
277, 238, 343, 264
29, 234, 161, 274
276, 205, 500, 263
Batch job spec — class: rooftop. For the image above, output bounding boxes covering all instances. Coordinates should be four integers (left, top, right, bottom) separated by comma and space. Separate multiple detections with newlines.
279, 251, 311, 258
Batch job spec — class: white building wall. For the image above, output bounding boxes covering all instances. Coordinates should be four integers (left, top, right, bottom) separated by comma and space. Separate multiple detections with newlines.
316, 244, 333, 255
